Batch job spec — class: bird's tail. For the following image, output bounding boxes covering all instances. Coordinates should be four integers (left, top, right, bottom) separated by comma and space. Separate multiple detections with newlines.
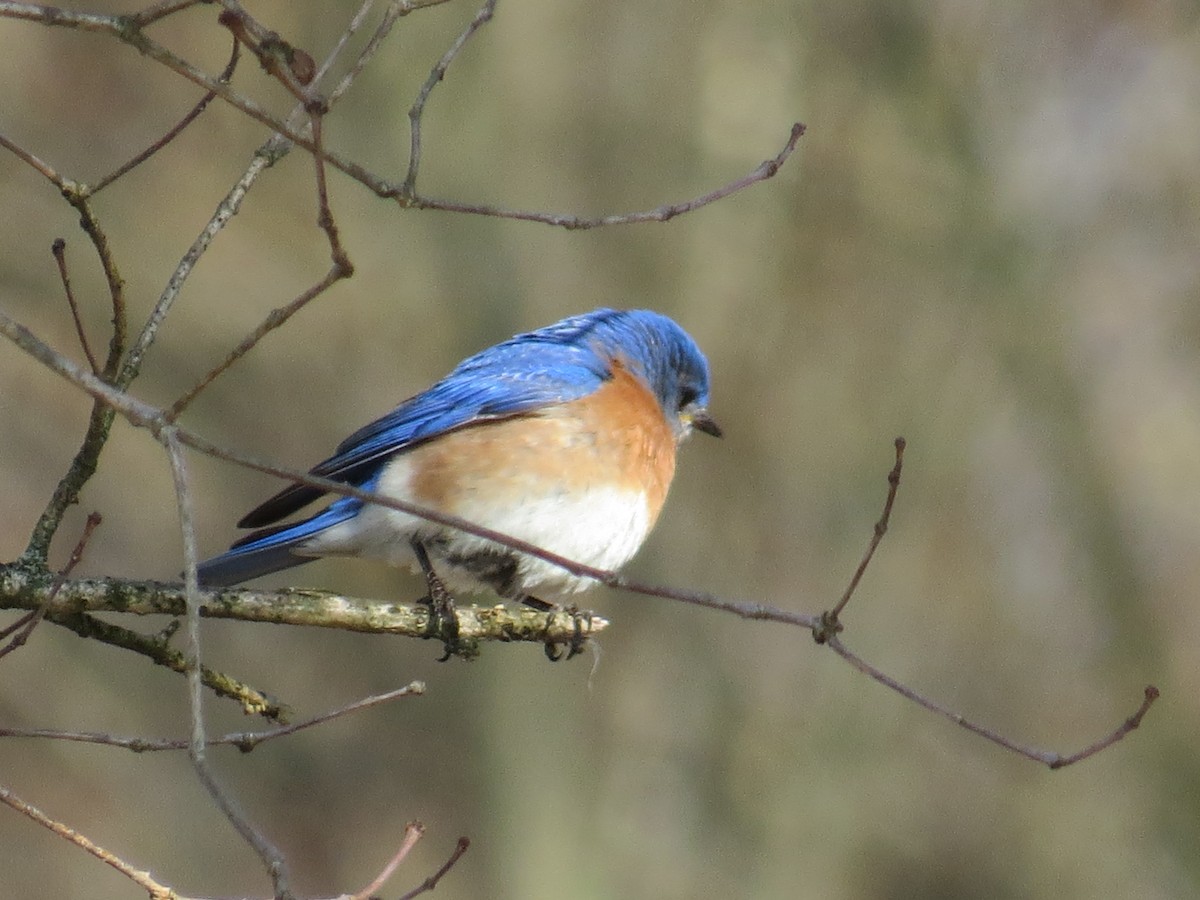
196, 500, 360, 586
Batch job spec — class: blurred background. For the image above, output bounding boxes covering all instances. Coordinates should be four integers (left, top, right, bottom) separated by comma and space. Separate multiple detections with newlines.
2, 1, 1198, 897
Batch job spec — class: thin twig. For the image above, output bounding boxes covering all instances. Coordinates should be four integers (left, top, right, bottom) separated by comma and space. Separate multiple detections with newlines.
131, 0, 369, 415
351, 821, 426, 900
118, 150, 274, 390
18, 391, 114, 565
0, 681, 424, 752
326, 0, 455, 109
313, 0, 377, 86
50, 239, 100, 374
0, 136, 128, 378
129, 0, 206, 27
165, 431, 293, 897
408, 122, 808, 226
828, 637, 1160, 769
68, 193, 126, 379
0, 782, 182, 900
1, 125, 132, 567
309, 114, 353, 272
1048, 685, 1160, 768
176, 4, 358, 420
165, 264, 349, 420
0, 512, 101, 658
217, 1, 318, 101
403, 0, 498, 196
0, 129, 59, 181
18, 203, 123, 568
89, 38, 240, 196
828, 436, 905, 621
397, 835, 470, 900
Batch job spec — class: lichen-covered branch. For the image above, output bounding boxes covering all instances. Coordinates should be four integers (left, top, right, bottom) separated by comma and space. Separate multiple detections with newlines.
48, 608, 286, 720
0, 566, 607, 649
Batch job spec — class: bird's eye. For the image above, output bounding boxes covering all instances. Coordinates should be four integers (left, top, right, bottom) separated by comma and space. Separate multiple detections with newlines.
678, 386, 698, 410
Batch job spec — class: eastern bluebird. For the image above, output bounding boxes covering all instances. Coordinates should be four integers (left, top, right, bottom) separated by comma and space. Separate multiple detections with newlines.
197, 308, 720, 609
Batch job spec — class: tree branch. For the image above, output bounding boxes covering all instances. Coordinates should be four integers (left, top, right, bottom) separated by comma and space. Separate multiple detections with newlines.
0, 682, 425, 752
0, 782, 183, 900
0, 567, 609, 652
403, 0, 497, 196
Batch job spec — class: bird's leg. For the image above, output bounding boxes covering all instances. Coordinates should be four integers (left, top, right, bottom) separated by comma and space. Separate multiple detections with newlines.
411, 538, 461, 661
522, 596, 590, 662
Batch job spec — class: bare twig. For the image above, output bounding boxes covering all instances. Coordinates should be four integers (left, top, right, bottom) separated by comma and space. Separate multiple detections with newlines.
808, 434, 1159, 768
1, 124, 129, 569
18, 374, 116, 566
165, 431, 293, 897
403, 0, 497, 196
11, 184, 126, 566
327, 0, 456, 109
117, 149, 274, 390
829, 637, 1160, 769
0, 128, 59, 181
1047, 685, 1160, 769
129, 0, 206, 28
64, 192, 126, 379
0, 3, 388, 192
825, 436, 905, 625
351, 821, 426, 900
397, 835, 470, 900
0, 782, 182, 900
0, 511, 101, 658
0, 682, 425, 751
407, 122, 807, 226
50, 239, 100, 374
165, 258, 349, 420
217, 2, 317, 100
89, 38, 240, 196
312, 0, 377, 86
308, 114, 353, 271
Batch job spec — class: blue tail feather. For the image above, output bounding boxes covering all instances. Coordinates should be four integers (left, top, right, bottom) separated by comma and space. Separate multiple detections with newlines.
197, 499, 361, 586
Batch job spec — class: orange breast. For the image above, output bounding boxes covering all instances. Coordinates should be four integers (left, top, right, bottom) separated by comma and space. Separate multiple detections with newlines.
407, 361, 677, 526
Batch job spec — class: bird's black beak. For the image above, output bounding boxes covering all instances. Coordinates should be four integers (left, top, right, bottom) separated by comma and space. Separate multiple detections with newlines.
691, 410, 723, 438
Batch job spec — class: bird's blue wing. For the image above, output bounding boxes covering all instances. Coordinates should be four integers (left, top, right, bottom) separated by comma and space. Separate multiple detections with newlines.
236, 334, 612, 528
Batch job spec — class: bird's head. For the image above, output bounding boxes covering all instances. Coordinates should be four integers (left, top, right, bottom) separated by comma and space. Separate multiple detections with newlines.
586, 309, 722, 442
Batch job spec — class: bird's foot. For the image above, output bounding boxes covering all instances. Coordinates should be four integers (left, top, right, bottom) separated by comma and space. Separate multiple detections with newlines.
412, 539, 472, 660
524, 597, 591, 662
418, 586, 470, 661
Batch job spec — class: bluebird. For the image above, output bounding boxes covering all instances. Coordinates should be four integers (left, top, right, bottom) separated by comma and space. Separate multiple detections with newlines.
197, 308, 720, 612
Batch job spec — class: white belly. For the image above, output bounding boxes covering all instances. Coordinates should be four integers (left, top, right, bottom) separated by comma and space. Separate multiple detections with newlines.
299, 454, 653, 601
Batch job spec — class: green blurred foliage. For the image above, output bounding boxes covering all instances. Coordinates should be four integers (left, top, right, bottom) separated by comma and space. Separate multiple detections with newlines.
2, 1, 1198, 898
